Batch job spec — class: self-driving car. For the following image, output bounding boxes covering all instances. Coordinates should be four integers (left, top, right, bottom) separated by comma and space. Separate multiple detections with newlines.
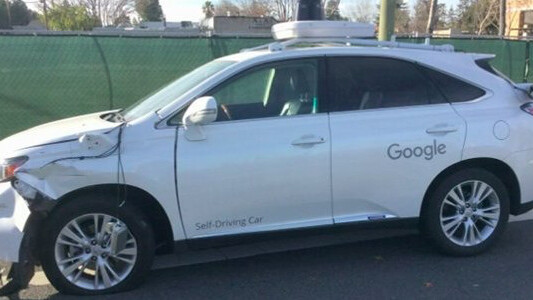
2, 21, 533, 295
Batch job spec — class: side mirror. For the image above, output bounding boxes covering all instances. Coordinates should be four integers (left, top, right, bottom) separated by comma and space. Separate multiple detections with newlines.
182, 96, 218, 141
182, 96, 218, 126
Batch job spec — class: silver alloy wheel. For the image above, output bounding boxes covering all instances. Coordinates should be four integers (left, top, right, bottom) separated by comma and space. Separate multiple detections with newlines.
440, 180, 501, 247
54, 213, 138, 291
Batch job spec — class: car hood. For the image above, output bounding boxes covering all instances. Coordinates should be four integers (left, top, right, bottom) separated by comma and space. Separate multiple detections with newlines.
0, 111, 121, 158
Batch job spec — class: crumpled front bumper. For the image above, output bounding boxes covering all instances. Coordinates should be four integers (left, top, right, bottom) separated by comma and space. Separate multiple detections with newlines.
0, 182, 30, 263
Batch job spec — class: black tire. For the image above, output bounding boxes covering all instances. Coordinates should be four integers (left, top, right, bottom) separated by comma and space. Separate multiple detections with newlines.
421, 168, 510, 256
40, 193, 155, 295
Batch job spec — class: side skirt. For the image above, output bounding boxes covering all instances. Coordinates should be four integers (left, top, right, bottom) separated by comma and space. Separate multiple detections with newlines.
174, 217, 420, 252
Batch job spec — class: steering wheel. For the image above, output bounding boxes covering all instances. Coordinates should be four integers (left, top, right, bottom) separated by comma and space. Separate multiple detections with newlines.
220, 104, 233, 120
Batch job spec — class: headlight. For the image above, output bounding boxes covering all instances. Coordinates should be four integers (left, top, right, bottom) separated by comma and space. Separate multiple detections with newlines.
0, 156, 28, 183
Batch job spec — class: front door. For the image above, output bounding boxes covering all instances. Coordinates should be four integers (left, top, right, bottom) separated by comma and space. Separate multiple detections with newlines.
176, 58, 333, 238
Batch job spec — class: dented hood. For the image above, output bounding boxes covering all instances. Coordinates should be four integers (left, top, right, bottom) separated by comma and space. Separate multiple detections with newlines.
0, 111, 120, 158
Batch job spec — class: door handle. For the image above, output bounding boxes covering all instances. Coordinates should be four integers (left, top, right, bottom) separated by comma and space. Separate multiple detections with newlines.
291, 136, 326, 146
426, 126, 458, 135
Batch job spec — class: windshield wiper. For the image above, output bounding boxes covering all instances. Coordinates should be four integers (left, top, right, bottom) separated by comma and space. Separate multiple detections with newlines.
101, 111, 125, 123
113, 111, 125, 123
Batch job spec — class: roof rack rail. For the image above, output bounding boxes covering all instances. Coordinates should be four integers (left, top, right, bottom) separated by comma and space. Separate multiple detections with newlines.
241, 37, 455, 53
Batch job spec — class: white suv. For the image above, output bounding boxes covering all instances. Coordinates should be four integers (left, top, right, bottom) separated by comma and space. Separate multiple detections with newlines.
2, 24, 533, 295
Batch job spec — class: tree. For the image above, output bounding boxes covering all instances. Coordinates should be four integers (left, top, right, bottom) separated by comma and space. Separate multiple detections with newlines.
456, 0, 474, 32
395, 1, 410, 33
345, 0, 376, 23
215, 0, 240, 16
114, 11, 131, 26
239, 0, 271, 17
73, 0, 134, 26
445, 6, 457, 29
455, 0, 499, 35
411, 0, 446, 33
42, 1, 99, 30
325, 0, 346, 20
435, 3, 447, 28
10, 0, 32, 25
202, 0, 214, 18
135, 0, 162, 21
473, 0, 499, 35
213, 0, 295, 19
0, 0, 32, 29
4, 0, 12, 27
412, 0, 429, 33
426, 0, 437, 33
272, 0, 298, 21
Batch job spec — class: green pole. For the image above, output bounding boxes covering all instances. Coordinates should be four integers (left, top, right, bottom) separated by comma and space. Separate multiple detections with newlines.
378, 0, 395, 41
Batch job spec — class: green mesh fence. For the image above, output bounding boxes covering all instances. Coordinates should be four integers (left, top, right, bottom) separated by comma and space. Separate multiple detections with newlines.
0, 36, 110, 137
96, 37, 269, 109
0, 35, 531, 139
0, 36, 270, 138
398, 38, 528, 83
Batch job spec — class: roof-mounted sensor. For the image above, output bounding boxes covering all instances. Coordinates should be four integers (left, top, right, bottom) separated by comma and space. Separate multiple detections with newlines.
241, 21, 454, 53
272, 21, 375, 41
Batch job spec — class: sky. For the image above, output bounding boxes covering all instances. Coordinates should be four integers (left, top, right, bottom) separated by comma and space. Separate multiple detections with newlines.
160, 0, 461, 22
26, 0, 461, 23
160, 0, 204, 22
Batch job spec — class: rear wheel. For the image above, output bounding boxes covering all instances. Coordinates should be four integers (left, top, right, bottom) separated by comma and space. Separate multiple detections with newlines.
421, 168, 510, 256
41, 194, 154, 295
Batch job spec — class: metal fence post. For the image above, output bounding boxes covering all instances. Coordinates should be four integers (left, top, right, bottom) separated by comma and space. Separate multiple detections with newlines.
525, 41, 530, 83
378, 0, 395, 41
92, 36, 114, 109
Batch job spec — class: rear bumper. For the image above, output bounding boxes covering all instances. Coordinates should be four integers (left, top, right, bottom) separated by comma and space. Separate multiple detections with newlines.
0, 183, 30, 263
506, 150, 533, 215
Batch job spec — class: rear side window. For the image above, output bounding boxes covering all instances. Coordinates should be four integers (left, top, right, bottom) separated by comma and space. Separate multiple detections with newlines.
327, 57, 446, 112
422, 67, 486, 102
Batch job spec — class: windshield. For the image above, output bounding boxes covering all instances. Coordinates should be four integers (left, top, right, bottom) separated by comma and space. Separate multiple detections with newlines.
122, 60, 236, 121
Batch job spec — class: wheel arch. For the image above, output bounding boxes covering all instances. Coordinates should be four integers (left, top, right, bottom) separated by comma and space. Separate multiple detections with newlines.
51, 184, 174, 254
421, 157, 521, 216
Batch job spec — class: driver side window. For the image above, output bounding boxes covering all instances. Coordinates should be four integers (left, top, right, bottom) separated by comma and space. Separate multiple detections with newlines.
209, 59, 320, 122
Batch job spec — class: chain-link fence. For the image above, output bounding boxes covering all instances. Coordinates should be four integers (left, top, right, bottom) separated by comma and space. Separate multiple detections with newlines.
0, 34, 531, 139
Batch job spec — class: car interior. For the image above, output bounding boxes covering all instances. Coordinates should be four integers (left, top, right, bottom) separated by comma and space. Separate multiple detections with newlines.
214, 62, 318, 121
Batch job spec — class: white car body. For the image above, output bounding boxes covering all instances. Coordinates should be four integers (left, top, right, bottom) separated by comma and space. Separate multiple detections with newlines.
2, 37, 533, 273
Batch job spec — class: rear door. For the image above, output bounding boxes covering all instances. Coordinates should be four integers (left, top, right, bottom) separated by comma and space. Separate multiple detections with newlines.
326, 56, 467, 222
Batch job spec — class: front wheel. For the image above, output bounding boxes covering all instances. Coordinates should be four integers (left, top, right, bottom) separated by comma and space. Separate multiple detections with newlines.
421, 168, 510, 256
40, 194, 155, 295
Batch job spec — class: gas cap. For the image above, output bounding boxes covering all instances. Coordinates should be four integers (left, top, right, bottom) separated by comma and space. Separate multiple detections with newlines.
493, 120, 510, 140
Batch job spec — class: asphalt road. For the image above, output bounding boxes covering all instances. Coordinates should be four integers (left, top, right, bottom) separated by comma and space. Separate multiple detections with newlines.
4, 220, 533, 300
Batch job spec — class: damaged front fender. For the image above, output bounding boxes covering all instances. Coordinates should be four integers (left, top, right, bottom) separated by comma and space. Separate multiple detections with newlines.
0, 114, 127, 295
10, 126, 123, 203
0, 183, 30, 263
0, 182, 36, 296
